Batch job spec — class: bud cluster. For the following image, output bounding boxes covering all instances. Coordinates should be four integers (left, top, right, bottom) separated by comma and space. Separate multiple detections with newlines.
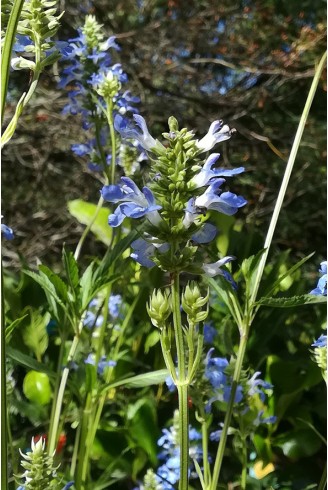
147, 289, 172, 329
16, 437, 61, 490
182, 282, 209, 324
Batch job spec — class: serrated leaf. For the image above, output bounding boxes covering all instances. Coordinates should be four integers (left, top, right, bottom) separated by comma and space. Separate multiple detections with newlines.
23, 269, 62, 319
22, 309, 50, 362
67, 199, 112, 245
39, 264, 68, 302
80, 262, 95, 310
62, 247, 80, 291
256, 294, 327, 308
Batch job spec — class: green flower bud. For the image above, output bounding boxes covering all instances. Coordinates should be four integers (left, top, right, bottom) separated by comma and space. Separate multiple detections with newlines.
168, 116, 179, 132
82, 14, 105, 49
96, 72, 121, 99
141, 469, 164, 490
147, 289, 171, 329
182, 281, 209, 323
16, 437, 61, 489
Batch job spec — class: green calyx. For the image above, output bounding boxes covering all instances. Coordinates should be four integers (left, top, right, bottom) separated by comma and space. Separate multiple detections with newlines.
182, 281, 209, 323
147, 289, 172, 329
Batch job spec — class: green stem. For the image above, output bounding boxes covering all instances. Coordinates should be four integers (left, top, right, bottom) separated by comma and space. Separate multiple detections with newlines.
249, 50, 327, 308
209, 51, 327, 490
210, 329, 248, 490
106, 98, 117, 185
47, 330, 67, 452
199, 413, 211, 489
73, 195, 105, 261
171, 273, 189, 490
1, 266, 8, 490
240, 435, 247, 490
48, 316, 85, 455
2, 28, 43, 146
75, 285, 112, 490
318, 463, 327, 490
78, 294, 140, 489
1, 0, 25, 123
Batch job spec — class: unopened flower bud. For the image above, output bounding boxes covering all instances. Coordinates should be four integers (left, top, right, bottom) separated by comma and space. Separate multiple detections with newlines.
147, 289, 171, 328
96, 72, 121, 99
182, 281, 209, 323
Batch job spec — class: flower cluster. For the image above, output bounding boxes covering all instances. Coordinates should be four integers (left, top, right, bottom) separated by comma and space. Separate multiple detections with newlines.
102, 115, 246, 279
9, 0, 63, 73
16, 437, 73, 490
83, 293, 123, 330
157, 411, 202, 489
310, 261, 327, 296
59, 15, 144, 175
203, 349, 276, 437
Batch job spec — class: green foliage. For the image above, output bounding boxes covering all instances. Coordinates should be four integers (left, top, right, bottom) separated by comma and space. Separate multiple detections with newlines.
68, 199, 113, 246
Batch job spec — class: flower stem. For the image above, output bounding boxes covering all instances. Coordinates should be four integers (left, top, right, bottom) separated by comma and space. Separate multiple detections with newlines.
209, 328, 248, 490
240, 434, 248, 490
318, 463, 327, 490
1, 0, 25, 122
249, 50, 327, 308
1, 267, 8, 490
77, 293, 140, 489
73, 195, 105, 261
171, 273, 189, 490
48, 316, 85, 455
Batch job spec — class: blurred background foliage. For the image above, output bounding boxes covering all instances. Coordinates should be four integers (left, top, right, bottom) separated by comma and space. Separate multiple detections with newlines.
2, 0, 327, 489
2, 0, 326, 268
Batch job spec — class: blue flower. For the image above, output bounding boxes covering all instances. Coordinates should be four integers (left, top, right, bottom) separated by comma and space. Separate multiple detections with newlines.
253, 411, 277, 426
203, 323, 217, 344
312, 334, 327, 348
195, 180, 247, 216
202, 256, 237, 288
156, 421, 202, 488
190, 153, 245, 189
108, 294, 122, 318
247, 372, 273, 402
102, 177, 162, 227
85, 354, 116, 375
310, 261, 327, 296
130, 237, 169, 268
114, 114, 165, 152
191, 222, 217, 244
196, 120, 235, 152
1, 220, 14, 240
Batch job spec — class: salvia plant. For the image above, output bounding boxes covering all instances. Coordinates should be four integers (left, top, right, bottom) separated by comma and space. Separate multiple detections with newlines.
1, 4, 327, 490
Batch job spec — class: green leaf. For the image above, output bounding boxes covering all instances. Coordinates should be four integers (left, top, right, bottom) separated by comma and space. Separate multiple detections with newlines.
80, 262, 95, 310
264, 252, 315, 298
22, 309, 50, 362
256, 294, 327, 308
100, 369, 169, 394
23, 269, 63, 319
273, 429, 322, 458
67, 199, 112, 245
7, 346, 56, 378
5, 314, 28, 343
127, 398, 158, 465
38, 265, 68, 302
62, 247, 80, 291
